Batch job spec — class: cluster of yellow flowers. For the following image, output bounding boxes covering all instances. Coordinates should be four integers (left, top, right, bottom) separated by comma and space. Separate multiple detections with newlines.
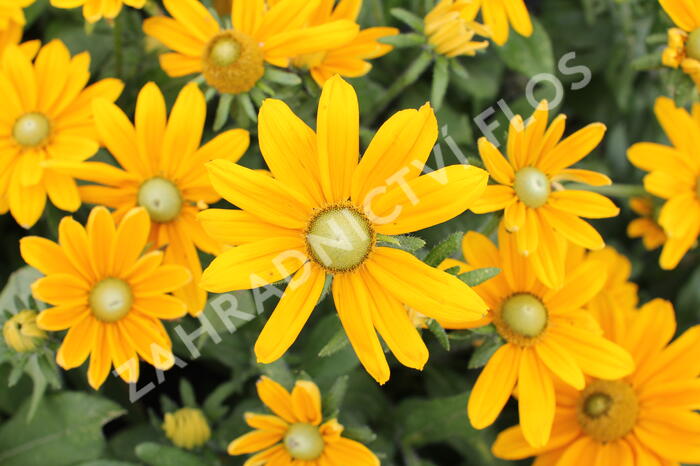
1, 1, 699, 465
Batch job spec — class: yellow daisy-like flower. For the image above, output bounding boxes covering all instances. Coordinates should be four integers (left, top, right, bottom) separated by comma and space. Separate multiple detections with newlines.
19, 206, 191, 389
163, 408, 211, 450
493, 298, 700, 465
446, 226, 634, 447
471, 101, 619, 289
660, 0, 700, 88
0, 40, 123, 228
627, 196, 667, 251
460, 0, 532, 46
0, 0, 34, 30
292, 0, 398, 86
143, 0, 359, 94
627, 97, 700, 269
228, 376, 379, 465
199, 75, 489, 384
50, 0, 145, 23
45, 82, 249, 316
424, 0, 489, 58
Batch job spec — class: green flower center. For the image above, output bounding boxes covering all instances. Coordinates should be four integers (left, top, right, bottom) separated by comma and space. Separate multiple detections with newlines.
89, 278, 133, 323
137, 177, 183, 223
686, 28, 700, 61
500, 293, 548, 338
13, 112, 51, 148
577, 379, 639, 443
305, 206, 374, 273
513, 167, 551, 208
283, 423, 325, 461
208, 35, 242, 66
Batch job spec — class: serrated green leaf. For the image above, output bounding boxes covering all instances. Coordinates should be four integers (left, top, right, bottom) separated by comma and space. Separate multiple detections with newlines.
134, 443, 205, 466
458, 267, 501, 287
431, 56, 449, 110
322, 374, 348, 419
390, 8, 424, 32
426, 319, 450, 351
379, 33, 425, 48
377, 234, 426, 252
179, 379, 197, 409
423, 232, 463, 267
266, 68, 302, 86
468, 338, 503, 369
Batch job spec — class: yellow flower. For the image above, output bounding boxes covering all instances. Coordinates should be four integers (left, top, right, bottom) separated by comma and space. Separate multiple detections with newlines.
448, 226, 634, 447
45, 82, 249, 316
460, 0, 532, 46
228, 377, 379, 465
660, 0, 700, 88
20, 206, 191, 389
472, 101, 619, 289
199, 75, 489, 384
627, 97, 700, 269
143, 0, 359, 94
49, 0, 146, 23
627, 196, 667, 250
493, 299, 700, 465
163, 408, 211, 450
0, 20, 39, 58
0, 0, 34, 30
424, 0, 489, 58
292, 0, 398, 86
2, 310, 47, 352
0, 40, 123, 228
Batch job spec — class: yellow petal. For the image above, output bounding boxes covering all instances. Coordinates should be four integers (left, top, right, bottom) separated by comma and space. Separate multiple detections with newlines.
256, 376, 296, 423
539, 206, 605, 250
537, 123, 606, 175
290, 380, 323, 426
548, 190, 619, 219
468, 344, 521, 429
517, 347, 555, 448
479, 137, 515, 185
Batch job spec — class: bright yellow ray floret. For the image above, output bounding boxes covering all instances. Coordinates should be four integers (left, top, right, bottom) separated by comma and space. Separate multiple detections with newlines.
460, 0, 532, 46
0, 0, 34, 30
660, 0, 700, 88
50, 0, 146, 23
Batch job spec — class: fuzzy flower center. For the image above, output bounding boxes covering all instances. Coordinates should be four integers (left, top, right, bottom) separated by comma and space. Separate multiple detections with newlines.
202, 30, 265, 94
513, 167, 551, 208
305, 205, 375, 273
686, 29, 700, 61
89, 278, 133, 323
577, 379, 639, 443
283, 423, 324, 461
138, 177, 183, 223
13, 112, 51, 148
496, 293, 548, 344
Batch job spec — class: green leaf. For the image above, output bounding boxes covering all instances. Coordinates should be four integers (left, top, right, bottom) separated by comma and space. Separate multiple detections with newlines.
238, 93, 258, 122
202, 381, 237, 422
265, 68, 302, 86
376, 234, 426, 252
450, 60, 470, 80
458, 267, 501, 287
426, 319, 450, 351
379, 33, 425, 48
343, 425, 377, 444
431, 56, 449, 110
468, 338, 503, 369
75, 461, 140, 466
322, 375, 349, 419
258, 359, 295, 390
134, 443, 206, 466
423, 232, 463, 267
179, 378, 197, 409
496, 19, 554, 77
213, 93, 234, 131
318, 327, 350, 358
390, 8, 424, 32
0, 392, 125, 466
0, 267, 42, 313
24, 356, 49, 422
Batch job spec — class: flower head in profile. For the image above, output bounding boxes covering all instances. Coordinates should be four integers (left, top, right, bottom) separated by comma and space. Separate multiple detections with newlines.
228, 377, 379, 465
660, 0, 700, 88
45, 82, 248, 316
200, 75, 489, 384
627, 196, 667, 250
448, 226, 634, 447
292, 0, 398, 85
0, 0, 34, 30
460, 0, 532, 45
20, 207, 191, 389
49, 0, 145, 23
143, 0, 359, 94
493, 299, 700, 465
627, 97, 700, 269
163, 408, 211, 450
0, 40, 123, 228
2, 310, 47, 353
472, 101, 619, 288
424, 0, 489, 58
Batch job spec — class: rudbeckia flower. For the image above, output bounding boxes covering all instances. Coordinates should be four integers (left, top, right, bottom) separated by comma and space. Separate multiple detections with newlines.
0, 40, 123, 228
45, 82, 249, 315
424, 0, 489, 58
0, 0, 34, 30
143, 0, 359, 94
460, 0, 532, 46
20, 207, 191, 389
472, 101, 619, 289
493, 299, 700, 465
449, 226, 634, 447
199, 75, 489, 384
49, 0, 145, 23
627, 196, 667, 250
627, 97, 700, 269
228, 376, 379, 465
660, 0, 700, 88
292, 0, 399, 86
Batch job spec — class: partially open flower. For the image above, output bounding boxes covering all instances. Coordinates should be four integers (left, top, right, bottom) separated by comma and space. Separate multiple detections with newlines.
424, 0, 489, 58
163, 408, 211, 450
660, 0, 700, 88
2, 310, 47, 353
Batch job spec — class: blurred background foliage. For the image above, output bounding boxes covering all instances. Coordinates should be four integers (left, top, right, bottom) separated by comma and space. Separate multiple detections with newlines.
1, 0, 699, 465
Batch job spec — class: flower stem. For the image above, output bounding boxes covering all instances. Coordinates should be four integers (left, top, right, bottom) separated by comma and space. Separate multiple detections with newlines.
568, 183, 647, 198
